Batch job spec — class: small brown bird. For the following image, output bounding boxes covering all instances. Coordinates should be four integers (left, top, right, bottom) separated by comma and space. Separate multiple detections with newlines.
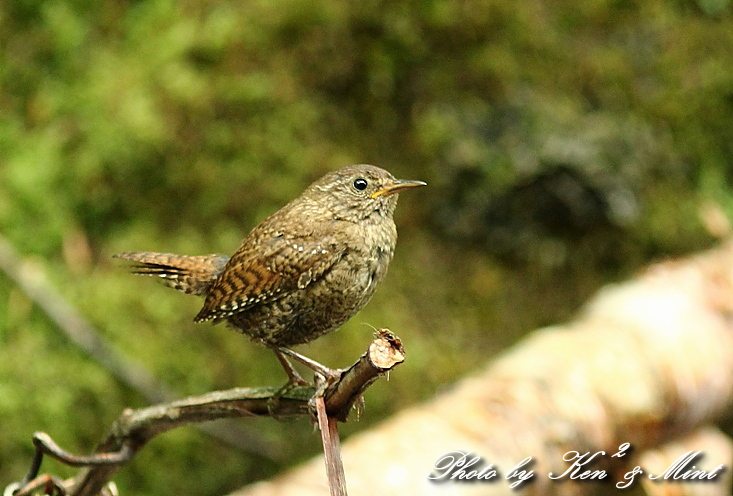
115, 164, 425, 382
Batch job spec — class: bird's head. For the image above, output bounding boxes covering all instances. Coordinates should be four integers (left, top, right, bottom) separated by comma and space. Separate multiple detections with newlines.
308, 164, 426, 223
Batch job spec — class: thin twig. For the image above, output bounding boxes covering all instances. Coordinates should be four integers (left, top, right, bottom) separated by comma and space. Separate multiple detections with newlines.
315, 396, 347, 496
33, 433, 135, 467
8, 474, 67, 496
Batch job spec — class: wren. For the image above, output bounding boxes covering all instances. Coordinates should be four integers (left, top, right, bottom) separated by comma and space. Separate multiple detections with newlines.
115, 164, 426, 382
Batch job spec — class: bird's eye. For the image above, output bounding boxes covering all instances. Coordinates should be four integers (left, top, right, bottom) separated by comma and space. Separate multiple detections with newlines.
353, 178, 368, 191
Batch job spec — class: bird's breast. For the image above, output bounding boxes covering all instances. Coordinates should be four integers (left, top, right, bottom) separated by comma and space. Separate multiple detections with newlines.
338, 219, 396, 293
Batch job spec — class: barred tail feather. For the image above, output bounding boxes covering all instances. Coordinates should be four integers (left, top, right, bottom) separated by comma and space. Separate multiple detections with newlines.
114, 252, 230, 296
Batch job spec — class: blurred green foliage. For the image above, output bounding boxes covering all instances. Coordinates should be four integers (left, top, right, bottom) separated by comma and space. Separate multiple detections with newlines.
1, 0, 732, 494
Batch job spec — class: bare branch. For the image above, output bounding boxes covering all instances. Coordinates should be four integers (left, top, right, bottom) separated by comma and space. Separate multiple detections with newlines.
6, 332, 404, 496
315, 396, 347, 496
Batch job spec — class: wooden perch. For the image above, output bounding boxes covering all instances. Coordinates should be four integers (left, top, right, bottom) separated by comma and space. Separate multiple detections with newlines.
233, 241, 733, 496
5, 331, 404, 496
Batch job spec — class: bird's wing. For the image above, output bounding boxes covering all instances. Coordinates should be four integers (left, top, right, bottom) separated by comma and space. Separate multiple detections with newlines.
194, 232, 344, 322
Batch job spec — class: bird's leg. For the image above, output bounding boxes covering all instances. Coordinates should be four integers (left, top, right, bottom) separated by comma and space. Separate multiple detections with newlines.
267, 349, 311, 418
272, 349, 310, 386
269, 348, 342, 421
277, 347, 341, 381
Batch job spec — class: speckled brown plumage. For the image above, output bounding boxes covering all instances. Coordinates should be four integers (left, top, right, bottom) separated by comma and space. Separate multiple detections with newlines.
115, 165, 425, 352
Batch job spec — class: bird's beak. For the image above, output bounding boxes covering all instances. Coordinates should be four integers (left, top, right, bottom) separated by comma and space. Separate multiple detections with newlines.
370, 179, 427, 198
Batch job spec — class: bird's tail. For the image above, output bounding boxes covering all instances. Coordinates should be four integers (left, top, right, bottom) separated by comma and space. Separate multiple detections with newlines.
114, 252, 230, 296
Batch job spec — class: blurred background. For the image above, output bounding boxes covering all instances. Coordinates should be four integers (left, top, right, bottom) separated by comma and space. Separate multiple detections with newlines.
1, 0, 732, 494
